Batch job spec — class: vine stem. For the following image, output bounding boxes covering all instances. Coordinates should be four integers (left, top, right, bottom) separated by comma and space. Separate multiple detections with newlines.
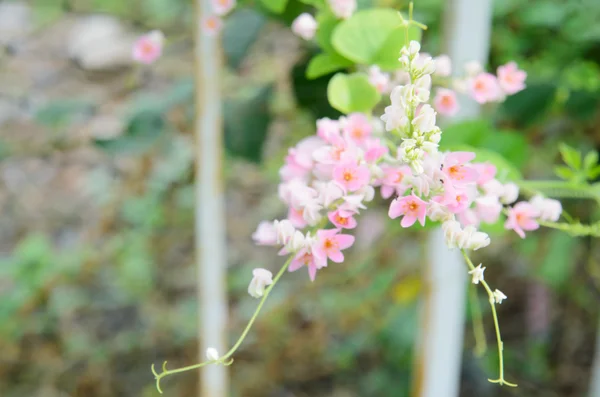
151, 255, 294, 393
461, 250, 517, 387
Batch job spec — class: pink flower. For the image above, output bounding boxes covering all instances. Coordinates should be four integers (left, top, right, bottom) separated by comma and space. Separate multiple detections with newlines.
328, 209, 358, 229
379, 165, 411, 199
292, 13, 317, 40
364, 138, 388, 163
368, 66, 391, 93
433, 54, 452, 77
475, 195, 502, 224
433, 88, 459, 116
342, 113, 372, 145
202, 15, 223, 36
288, 248, 324, 281
279, 136, 324, 182
211, 0, 236, 16
313, 229, 355, 264
333, 161, 370, 192
497, 62, 527, 95
328, 0, 356, 19
469, 73, 503, 104
437, 187, 473, 214
252, 221, 277, 245
288, 207, 308, 229
388, 193, 427, 227
442, 152, 479, 184
473, 163, 497, 185
316, 118, 341, 143
132, 30, 164, 64
457, 208, 480, 228
505, 202, 541, 238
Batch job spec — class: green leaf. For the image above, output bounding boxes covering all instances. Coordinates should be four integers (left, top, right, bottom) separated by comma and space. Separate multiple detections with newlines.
438, 119, 492, 148
223, 9, 267, 69
94, 110, 165, 155
519, 0, 567, 28
307, 53, 353, 79
501, 83, 557, 125
554, 165, 575, 181
559, 143, 582, 170
479, 130, 529, 168
537, 231, 577, 289
332, 9, 421, 68
371, 26, 422, 70
224, 84, 273, 163
259, 0, 289, 13
35, 100, 94, 128
564, 90, 600, 121
584, 150, 599, 171
327, 72, 380, 114
444, 144, 522, 182
588, 165, 600, 180
316, 11, 341, 54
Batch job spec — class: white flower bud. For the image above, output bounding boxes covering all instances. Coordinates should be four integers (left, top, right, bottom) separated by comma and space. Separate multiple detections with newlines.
465, 60, 483, 76
468, 264, 486, 284
407, 40, 421, 56
291, 13, 317, 40
285, 230, 306, 252
248, 268, 274, 298
433, 54, 451, 77
500, 182, 519, 204
206, 347, 220, 361
273, 219, 295, 245
493, 289, 507, 304
530, 195, 562, 222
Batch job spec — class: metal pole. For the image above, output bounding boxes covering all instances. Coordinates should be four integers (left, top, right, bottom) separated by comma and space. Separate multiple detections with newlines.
413, 1, 492, 396
195, 1, 228, 396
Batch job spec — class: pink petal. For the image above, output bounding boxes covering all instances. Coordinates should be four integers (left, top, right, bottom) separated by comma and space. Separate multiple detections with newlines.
336, 234, 355, 249
400, 214, 417, 228
308, 264, 317, 281
328, 249, 344, 263
388, 199, 404, 219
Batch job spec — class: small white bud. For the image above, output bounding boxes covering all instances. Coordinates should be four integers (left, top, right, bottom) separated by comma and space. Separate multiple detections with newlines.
206, 348, 220, 361
248, 268, 274, 298
493, 289, 507, 304
468, 264, 486, 284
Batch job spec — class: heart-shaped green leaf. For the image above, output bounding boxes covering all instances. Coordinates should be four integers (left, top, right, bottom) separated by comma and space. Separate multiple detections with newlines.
327, 72, 380, 114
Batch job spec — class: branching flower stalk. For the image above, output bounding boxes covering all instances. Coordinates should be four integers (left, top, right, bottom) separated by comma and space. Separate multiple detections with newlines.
461, 250, 517, 387
151, 255, 294, 394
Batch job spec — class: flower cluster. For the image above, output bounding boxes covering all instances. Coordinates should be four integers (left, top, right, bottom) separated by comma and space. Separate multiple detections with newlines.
251, 41, 550, 289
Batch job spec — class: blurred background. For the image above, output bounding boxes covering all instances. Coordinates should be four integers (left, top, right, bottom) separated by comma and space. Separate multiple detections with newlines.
1, 0, 600, 396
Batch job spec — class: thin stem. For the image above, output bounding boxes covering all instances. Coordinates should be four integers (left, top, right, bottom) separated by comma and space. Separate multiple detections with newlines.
469, 285, 487, 357
152, 255, 294, 393
517, 180, 600, 201
461, 250, 517, 387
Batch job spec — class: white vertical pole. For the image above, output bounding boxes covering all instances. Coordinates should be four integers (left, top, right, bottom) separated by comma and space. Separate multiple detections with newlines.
589, 317, 600, 397
195, 1, 228, 396
413, 1, 492, 396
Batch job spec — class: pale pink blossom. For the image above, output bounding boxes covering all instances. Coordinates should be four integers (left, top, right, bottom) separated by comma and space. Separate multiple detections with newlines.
211, 0, 236, 16
388, 193, 427, 227
442, 152, 478, 184
316, 118, 341, 143
279, 136, 324, 182
328, 0, 356, 19
368, 65, 391, 93
438, 187, 472, 214
289, 248, 323, 281
274, 219, 295, 244
473, 163, 497, 185
342, 113, 372, 145
433, 54, 452, 77
505, 202, 541, 238
332, 161, 370, 192
252, 221, 277, 245
530, 195, 562, 222
313, 229, 355, 264
328, 209, 358, 229
292, 13, 317, 40
378, 165, 411, 199
469, 72, 503, 104
497, 62, 527, 95
202, 15, 223, 36
364, 138, 388, 163
433, 88, 459, 116
457, 208, 480, 228
132, 30, 164, 64
475, 195, 502, 224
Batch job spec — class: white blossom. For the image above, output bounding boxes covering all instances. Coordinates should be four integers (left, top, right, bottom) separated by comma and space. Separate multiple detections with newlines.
206, 347, 220, 361
468, 264, 486, 284
493, 289, 507, 304
248, 268, 274, 298
500, 182, 519, 204
530, 195, 562, 222
273, 219, 295, 245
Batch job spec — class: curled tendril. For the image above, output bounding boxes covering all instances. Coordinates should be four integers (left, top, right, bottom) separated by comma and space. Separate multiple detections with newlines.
150, 255, 294, 394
